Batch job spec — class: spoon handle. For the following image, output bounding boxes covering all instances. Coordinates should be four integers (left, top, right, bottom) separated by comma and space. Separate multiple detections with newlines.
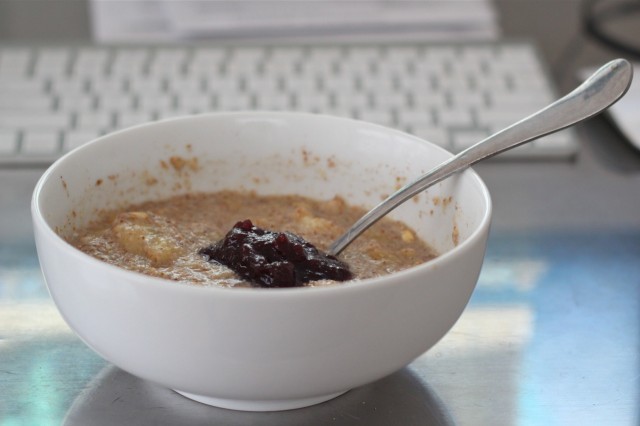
328, 58, 633, 256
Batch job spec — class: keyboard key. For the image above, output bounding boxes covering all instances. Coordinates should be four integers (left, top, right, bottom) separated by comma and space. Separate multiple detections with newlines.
474, 74, 510, 91
254, 94, 291, 110
0, 130, 17, 154
98, 95, 134, 110
244, 76, 280, 94
216, 94, 253, 110
176, 94, 212, 112
58, 95, 95, 111
0, 112, 70, 129
295, 94, 332, 112
0, 48, 31, 75
308, 46, 342, 62
115, 111, 154, 129
0, 48, 31, 64
436, 75, 472, 91
511, 72, 553, 91
412, 92, 448, 109
323, 76, 356, 93
451, 129, 490, 151
411, 125, 449, 146
74, 49, 110, 73
110, 49, 149, 76
0, 77, 45, 94
76, 112, 113, 129
370, 92, 408, 109
207, 78, 243, 96
148, 61, 184, 78
360, 77, 396, 93
22, 131, 59, 155
532, 133, 577, 157
153, 48, 188, 66
397, 110, 435, 128
225, 59, 259, 74
63, 130, 101, 152
90, 77, 126, 95
438, 109, 474, 127
0, 95, 53, 110
157, 110, 192, 121
284, 78, 317, 93
168, 79, 204, 94
451, 92, 486, 108
51, 78, 88, 96
138, 94, 174, 111
33, 48, 70, 77
357, 110, 393, 127
335, 93, 369, 110
192, 48, 226, 64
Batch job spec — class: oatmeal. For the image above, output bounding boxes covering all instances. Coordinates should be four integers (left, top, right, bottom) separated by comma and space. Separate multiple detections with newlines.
67, 191, 438, 288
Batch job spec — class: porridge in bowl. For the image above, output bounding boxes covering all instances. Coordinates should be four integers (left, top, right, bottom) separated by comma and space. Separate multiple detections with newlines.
67, 190, 438, 288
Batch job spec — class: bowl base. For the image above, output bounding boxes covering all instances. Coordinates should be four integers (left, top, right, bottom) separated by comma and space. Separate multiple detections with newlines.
174, 389, 348, 411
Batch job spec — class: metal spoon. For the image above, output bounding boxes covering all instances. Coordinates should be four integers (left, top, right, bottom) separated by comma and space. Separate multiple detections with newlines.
328, 58, 633, 256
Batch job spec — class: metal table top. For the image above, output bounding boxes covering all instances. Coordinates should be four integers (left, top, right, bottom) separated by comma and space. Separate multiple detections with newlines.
1, 232, 639, 426
1, 116, 639, 425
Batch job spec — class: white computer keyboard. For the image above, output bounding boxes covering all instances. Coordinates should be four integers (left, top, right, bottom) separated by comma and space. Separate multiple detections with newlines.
0, 42, 577, 166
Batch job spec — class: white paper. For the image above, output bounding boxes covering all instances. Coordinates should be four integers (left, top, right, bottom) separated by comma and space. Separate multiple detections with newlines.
90, 0, 499, 43
90, 1, 174, 43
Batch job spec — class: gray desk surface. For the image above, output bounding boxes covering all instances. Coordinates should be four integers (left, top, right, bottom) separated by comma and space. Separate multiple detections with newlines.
1, 1, 640, 425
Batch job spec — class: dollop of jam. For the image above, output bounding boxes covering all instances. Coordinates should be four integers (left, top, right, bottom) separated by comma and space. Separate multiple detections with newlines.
199, 219, 353, 288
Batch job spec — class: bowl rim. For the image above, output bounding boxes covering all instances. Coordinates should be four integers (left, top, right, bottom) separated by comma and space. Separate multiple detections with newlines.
32, 111, 492, 299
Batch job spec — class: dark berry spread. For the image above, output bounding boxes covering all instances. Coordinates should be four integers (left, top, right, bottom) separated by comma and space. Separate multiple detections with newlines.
199, 219, 353, 288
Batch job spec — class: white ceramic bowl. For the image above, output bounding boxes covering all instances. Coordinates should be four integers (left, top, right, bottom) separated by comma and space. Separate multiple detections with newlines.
32, 112, 491, 411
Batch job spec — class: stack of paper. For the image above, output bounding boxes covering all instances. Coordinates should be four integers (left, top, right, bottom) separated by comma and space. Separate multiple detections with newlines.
90, 0, 500, 43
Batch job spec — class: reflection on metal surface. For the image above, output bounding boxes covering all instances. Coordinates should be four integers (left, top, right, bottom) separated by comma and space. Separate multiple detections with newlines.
417, 305, 534, 426
446, 306, 534, 352
480, 259, 548, 292
481, 232, 639, 426
0, 304, 69, 335
62, 366, 453, 426
0, 336, 105, 426
1, 232, 639, 425
0, 244, 106, 426
0, 244, 49, 300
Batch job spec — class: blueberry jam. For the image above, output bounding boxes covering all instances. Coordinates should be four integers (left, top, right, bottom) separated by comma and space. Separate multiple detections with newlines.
199, 220, 353, 288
